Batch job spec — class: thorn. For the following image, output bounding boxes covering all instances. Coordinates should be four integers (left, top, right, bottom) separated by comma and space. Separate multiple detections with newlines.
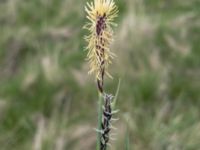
111, 118, 119, 122
110, 136, 117, 141
111, 109, 120, 114
110, 133, 117, 137
109, 124, 117, 130
94, 128, 104, 134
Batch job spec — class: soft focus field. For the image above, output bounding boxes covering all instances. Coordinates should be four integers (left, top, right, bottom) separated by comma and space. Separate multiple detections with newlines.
0, 0, 200, 150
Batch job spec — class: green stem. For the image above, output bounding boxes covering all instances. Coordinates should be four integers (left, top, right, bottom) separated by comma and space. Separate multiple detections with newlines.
96, 93, 103, 150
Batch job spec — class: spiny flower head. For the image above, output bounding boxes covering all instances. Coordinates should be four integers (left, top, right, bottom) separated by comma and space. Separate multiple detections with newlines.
84, 0, 118, 81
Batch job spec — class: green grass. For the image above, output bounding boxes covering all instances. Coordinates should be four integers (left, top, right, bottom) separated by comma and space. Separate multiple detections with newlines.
0, 0, 200, 149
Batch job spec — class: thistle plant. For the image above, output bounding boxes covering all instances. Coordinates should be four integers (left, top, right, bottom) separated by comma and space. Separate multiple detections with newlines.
84, 0, 119, 149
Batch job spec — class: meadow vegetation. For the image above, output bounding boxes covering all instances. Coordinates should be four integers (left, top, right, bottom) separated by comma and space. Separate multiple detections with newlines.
0, 0, 200, 149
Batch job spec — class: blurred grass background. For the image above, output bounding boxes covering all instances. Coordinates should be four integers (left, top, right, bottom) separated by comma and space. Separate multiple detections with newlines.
0, 0, 200, 149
